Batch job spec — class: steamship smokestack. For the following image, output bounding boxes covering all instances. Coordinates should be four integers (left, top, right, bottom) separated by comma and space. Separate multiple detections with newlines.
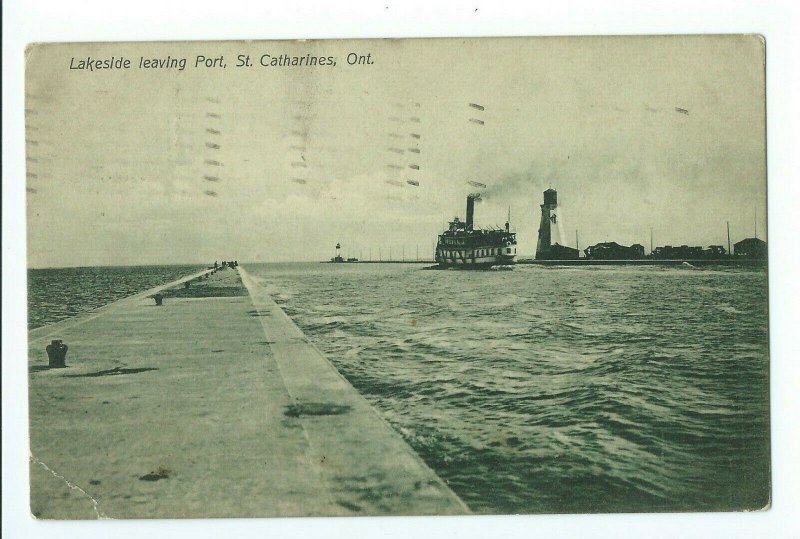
466, 193, 480, 230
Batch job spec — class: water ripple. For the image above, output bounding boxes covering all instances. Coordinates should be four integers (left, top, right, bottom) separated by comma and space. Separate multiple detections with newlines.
251, 263, 769, 513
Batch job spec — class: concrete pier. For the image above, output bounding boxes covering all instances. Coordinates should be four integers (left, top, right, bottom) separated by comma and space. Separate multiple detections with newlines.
28, 267, 469, 519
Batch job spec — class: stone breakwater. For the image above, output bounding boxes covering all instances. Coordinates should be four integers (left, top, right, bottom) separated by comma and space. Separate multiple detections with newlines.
28, 266, 468, 519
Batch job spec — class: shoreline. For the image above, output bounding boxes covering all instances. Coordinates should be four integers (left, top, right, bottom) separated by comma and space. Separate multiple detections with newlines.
320, 258, 767, 267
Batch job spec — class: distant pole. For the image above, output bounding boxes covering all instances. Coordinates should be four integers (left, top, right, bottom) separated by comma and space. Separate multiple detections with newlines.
575, 229, 579, 251
650, 228, 653, 254
416, 244, 419, 261
754, 206, 757, 239
389, 247, 392, 261
402, 246, 405, 262
727, 221, 731, 255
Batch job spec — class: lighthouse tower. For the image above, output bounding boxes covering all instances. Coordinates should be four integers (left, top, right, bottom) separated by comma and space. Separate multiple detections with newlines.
333, 242, 344, 263
536, 188, 560, 259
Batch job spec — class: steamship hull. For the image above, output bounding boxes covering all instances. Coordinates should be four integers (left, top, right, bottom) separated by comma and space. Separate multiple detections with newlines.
435, 193, 518, 269
435, 241, 517, 268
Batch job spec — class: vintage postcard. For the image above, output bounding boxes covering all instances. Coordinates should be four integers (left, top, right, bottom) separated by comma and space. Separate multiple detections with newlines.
26, 35, 768, 519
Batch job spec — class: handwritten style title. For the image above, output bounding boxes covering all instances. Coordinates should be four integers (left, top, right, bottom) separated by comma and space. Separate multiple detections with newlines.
68, 53, 375, 72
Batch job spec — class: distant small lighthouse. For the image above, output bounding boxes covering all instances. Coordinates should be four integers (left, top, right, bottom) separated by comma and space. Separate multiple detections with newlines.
332, 242, 344, 263
536, 188, 559, 259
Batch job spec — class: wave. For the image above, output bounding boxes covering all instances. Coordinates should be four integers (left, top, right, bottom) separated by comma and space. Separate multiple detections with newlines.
242, 263, 770, 513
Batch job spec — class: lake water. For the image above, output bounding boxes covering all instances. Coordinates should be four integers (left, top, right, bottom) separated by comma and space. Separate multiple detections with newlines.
27, 265, 204, 329
246, 262, 770, 514
28, 262, 770, 513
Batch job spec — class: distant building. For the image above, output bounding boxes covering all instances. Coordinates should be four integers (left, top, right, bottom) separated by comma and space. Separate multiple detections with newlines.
652, 245, 702, 259
651, 244, 729, 259
706, 245, 727, 258
547, 243, 580, 260
733, 237, 767, 259
584, 242, 645, 260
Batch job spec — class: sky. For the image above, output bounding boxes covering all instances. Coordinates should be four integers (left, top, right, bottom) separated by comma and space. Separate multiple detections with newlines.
25, 35, 767, 267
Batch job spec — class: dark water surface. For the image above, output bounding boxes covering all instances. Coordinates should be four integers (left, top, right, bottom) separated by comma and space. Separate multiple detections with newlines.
28, 262, 770, 514
27, 265, 204, 329
246, 262, 770, 514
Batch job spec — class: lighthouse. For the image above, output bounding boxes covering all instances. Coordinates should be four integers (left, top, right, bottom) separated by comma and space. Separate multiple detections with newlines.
536, 188, 559, 259
332, 242, 344, 263
535, 188, 579, 260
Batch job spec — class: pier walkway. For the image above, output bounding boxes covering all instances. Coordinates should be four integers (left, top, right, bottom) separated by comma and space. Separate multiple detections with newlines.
28, 267, 469, 519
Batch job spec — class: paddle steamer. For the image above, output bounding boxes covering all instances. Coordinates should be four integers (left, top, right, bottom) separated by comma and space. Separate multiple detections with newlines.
435, 194, 517, 268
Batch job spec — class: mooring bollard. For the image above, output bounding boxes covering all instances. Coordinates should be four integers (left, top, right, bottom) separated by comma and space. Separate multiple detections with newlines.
153, 293, 164, 306
45, 339, 68, 368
